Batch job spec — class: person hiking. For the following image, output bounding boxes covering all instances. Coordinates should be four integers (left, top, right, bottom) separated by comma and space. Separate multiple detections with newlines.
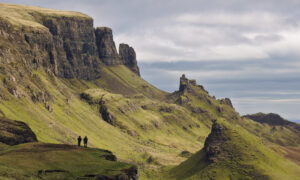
77, 136, 82, 147
83, 136, 88, 148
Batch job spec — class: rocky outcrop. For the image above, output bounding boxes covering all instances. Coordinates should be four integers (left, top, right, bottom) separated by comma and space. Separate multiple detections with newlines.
204, 121, 229, 163
0, 15, 102, 80
179, 74, 191, 92
40, 16, 103, 80
0, 11, 140, 82
220, 98, 233, 108
0, 117, 38, 145
95, 27, 122, 65
119, 43, 140, 76
179, 74, 203, 93
99, 101, 115, 125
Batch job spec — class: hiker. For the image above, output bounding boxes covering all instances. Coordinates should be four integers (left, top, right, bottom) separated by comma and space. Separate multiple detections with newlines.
84, 136, 88, 148
77, 136, 82, 147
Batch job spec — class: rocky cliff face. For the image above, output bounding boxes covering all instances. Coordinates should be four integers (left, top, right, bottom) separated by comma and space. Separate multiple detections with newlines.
41, 16, 103, 79
95, 27, 122, 65
119, 43, 140, 76
0, 11, 140, 81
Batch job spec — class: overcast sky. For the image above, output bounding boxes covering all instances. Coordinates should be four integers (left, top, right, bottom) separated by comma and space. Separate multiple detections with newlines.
2, 0, 300, 122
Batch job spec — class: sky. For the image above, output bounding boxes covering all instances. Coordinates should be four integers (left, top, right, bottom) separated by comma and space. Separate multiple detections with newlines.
2, 0, 300, 122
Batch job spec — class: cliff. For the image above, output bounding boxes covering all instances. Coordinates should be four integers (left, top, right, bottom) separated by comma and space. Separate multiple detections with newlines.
95, 27, 121, 65
0, 3, 140, 80
119, 43, 140, 76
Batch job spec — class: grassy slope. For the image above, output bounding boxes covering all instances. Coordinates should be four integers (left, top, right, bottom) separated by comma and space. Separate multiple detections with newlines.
0, 66, 299, 179
170, 120, 300, 180
0, 66, 210, 179
0, 3, 89, 30
0, 143, 135, 180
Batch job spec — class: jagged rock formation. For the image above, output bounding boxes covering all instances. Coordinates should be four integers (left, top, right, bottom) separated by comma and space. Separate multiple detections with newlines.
99, 101, 116, 125
95, 27, 121, 65
179, 74, 192, 92
220, 98, 233, 108
0, 7, 140, 81
0, 117, 38, 145
119, 43, 140, 76
179, 74, 205, 93
204, 121, 229, 163
40, 16, 103, 79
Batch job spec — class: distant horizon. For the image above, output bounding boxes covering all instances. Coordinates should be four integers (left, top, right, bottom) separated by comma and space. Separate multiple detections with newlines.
1, 0, 299, 122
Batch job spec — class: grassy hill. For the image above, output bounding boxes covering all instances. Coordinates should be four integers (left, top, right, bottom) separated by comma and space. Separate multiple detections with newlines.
0, 142, 137, 180
170, 120, 300, 180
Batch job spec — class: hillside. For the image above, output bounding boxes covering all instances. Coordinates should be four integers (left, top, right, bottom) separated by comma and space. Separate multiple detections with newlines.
0, 143, 137, 179
0, 2, 299, 180
170, 120, 300, 180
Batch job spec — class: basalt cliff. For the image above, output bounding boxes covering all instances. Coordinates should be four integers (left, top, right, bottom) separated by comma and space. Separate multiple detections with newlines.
0, 5, 139, 81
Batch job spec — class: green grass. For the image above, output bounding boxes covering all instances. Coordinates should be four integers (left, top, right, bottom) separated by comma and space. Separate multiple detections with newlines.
0, 2, 90, 30
169, 119, 300, 180
0, 65, 299, 179
0, 66, 212, 179
1, 65, 299, 179
0, 142, 135, 180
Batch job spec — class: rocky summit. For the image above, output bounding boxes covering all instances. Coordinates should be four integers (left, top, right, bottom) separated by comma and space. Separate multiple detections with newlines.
0, 3, 299, 180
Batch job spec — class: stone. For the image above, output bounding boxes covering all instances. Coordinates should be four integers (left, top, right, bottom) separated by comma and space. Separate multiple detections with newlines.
95, 27, 121, 65
220, 98, 233, 108
204, 121, 228, 163
119, 43, 140, 76
99, 101, 115, 125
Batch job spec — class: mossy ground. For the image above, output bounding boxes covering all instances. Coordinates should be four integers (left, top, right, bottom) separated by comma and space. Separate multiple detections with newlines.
0, 142, 135, 180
